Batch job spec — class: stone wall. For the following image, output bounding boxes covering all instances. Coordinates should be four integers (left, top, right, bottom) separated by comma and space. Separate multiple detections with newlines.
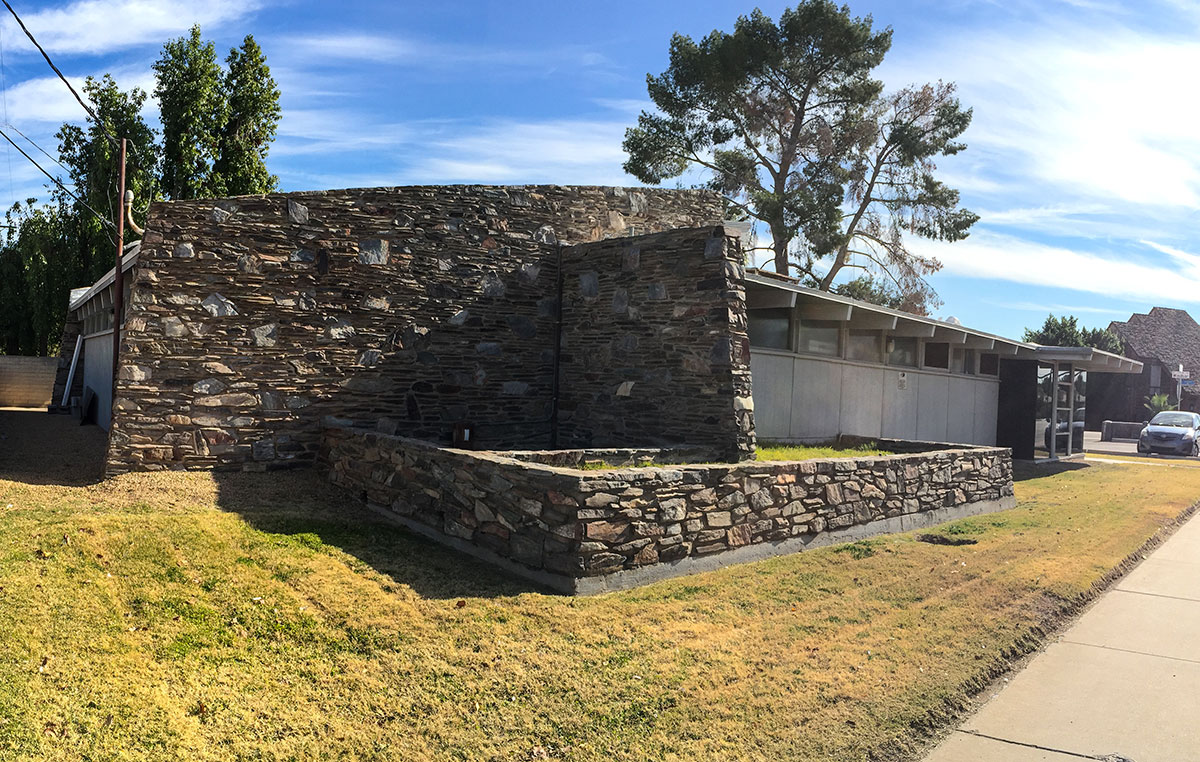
321, 424, 1015, 594
109, 185, 724, 473
557, 227, 754, 460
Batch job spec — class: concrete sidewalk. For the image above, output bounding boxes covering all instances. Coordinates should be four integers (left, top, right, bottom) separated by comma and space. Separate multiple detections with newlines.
924, 510, 1200, 761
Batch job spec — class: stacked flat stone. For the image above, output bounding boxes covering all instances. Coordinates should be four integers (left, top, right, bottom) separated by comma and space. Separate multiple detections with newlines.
322, 425, 1014, 593
104, 185, 736, 474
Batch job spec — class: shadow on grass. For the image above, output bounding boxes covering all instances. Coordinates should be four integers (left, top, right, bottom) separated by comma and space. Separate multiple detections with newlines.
212, 469, 546, 600
1013, 459, 1090, 483
0, 408, 107, 487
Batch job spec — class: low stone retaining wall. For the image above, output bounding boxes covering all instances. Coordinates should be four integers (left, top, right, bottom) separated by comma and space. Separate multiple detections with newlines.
1101, 420, 1144, 441
321, 425, 1015, 593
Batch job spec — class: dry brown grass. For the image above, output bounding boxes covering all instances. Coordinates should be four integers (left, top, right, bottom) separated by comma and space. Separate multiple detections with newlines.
2, 411, 1198, 761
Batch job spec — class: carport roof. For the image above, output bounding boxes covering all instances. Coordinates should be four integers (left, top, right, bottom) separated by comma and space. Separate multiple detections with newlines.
745, 270, 1142, 374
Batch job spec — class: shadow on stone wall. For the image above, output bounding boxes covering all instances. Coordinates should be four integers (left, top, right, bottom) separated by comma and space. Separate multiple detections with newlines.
0, 409, 107, 487
211, 469, 546, 599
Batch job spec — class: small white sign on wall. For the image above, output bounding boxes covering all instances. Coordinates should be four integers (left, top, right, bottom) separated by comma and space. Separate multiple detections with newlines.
897, 372, 908, 391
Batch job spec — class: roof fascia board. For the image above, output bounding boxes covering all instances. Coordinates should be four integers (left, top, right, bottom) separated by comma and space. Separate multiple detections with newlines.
849, 312, 898, 330
933, 326, 968, 344
743, 272, 1031, 351
746, 287, 797, 309
891, 320, 936, 338
69, 248, 139, 312
798, 300, 853, 321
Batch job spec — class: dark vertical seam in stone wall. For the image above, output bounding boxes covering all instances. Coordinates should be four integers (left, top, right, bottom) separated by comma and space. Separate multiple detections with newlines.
550, 241, 564, 448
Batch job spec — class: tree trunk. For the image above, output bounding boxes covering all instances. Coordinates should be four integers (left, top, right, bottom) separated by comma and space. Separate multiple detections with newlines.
819, 245, 849, 291
772, 224, 789, 276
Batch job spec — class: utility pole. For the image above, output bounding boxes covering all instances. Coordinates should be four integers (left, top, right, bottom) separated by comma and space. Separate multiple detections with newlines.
110, 138, 127, 409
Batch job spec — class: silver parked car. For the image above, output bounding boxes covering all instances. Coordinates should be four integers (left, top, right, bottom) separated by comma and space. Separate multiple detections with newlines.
1138, 411, 1200, 456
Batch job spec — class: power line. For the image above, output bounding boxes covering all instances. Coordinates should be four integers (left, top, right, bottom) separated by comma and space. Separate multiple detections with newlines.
0, 22, 12, 208
0, 0, 119, 152
4, 121, 70, 177
0, 124, 115, 232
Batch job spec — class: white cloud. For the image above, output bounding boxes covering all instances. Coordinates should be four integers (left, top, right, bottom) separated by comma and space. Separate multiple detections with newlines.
0, 0, 263, 56
274, 32, 617, 72
404, 119, 634, 185
984, 300, 1131, 316
886, 18, 1200, 212
275, 34, 418, 64
273, 108, 414, 157
919, 231, 1200, 305
0, 67, 156, 126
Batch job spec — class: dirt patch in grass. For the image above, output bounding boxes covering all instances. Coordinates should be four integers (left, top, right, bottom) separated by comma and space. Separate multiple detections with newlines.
0, 434, 1197, 760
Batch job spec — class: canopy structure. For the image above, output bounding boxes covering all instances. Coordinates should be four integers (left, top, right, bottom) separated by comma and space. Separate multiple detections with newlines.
744, 269, 1142, 460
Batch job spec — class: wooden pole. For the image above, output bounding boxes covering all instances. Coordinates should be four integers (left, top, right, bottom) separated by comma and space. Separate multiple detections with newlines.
110, 138, 126, 416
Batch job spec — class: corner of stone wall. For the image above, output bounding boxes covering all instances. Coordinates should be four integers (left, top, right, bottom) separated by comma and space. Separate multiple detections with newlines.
555, 224, 756, 460
713, 227, 756, 461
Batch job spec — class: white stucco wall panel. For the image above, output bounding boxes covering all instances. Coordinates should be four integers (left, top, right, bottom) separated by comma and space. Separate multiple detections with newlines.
974, 380, 999, 446
749, 349, 1000, 447
790, 357, 843, 440
749, 353, 794, 440
947, 377, 978, 444
881, 369, 919, 441
916, 373, 950, 442
839, 365, 884, 439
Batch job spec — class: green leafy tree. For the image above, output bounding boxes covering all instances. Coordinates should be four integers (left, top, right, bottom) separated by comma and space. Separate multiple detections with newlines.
1023, 314, 1124, 354
623, 2, 892, 276
0, 201, 72, 355
154, 25, 227, 199
1081, 327, 1124, 355
212, 35, 281, 196
56, 74, 160, 280
817, 82, 977, 314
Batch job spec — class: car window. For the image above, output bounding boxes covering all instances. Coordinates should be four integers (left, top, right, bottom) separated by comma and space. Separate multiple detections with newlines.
1150, 412, 1195, 427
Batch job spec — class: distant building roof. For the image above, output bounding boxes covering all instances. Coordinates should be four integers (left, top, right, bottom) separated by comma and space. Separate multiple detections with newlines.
1108, 307, 1200, 375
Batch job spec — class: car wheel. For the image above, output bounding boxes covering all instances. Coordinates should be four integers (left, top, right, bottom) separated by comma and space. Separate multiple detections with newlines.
1192, 441, 1199, 457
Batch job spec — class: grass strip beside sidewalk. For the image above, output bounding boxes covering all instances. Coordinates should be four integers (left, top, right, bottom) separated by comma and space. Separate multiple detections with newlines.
0, 459, 1196, 761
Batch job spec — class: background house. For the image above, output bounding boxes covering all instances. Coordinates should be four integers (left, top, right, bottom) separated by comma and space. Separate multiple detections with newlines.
1088, 307, 1200, 426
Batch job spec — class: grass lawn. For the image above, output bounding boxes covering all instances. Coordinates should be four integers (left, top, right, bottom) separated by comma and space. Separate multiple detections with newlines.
1, 453, 1198, 761
756, 440, 894, 461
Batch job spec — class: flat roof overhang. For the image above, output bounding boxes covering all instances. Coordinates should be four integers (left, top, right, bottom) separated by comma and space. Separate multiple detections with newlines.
68, 241, 140, 313
744, 270, 1143, 374
1031, 345, 1143, 374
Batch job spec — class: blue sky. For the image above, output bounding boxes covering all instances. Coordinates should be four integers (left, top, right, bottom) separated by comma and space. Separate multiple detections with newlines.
1, 0, 1198, 339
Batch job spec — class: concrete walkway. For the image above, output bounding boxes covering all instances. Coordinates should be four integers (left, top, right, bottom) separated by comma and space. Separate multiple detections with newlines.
924, 510, 1200, 761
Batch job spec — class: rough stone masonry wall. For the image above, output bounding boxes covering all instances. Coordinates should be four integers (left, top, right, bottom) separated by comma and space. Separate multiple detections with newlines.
557, 227, 755, 460
322, 425, 1014, 593
109, 185, 723, 473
